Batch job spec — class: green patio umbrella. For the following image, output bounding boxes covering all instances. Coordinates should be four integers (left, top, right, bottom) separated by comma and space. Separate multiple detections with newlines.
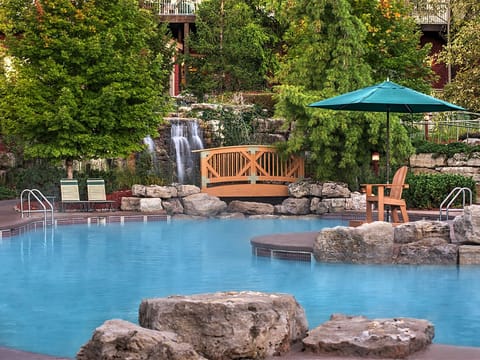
308, 80, 466, 181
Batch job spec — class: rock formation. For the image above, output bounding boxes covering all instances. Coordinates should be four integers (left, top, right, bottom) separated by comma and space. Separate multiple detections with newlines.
138, 291, 308, 359
303, 314, 434, 359
76, 319, 206, 360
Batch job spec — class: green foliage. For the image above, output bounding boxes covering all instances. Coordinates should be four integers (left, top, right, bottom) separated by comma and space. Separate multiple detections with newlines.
270, 0, 428, 188
185, 0, 278, 99
355, 0, 435, 87
10, 160, 66, 197
199, 106, 268, 146
0, 186, 16, 200
404, 172, 476, 209
413, 139, 480, 157
441, 17, 480, 112
0, 0, 172, 168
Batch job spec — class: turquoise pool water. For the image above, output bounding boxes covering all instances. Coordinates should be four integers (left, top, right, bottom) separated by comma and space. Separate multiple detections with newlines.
1, 218, 480, 357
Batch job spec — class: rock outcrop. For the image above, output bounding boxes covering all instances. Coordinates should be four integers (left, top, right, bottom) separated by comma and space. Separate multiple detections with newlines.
138, 291, 308, 359
182, 193, 227, 217
453, 205, 480, 244
78, 293, 436, 360
314, 220, 459, 265
227, 200, 274, 215
314, 222, 394, 264
303, 314, 434, 359
76, 319, 206, 360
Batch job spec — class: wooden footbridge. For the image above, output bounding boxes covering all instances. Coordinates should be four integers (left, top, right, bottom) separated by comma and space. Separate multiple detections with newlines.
194, 145, 304, 197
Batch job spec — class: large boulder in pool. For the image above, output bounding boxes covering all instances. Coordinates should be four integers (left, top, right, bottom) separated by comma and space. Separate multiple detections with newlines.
76, 319, 206, 360
138, 291, 308, 359
181, 193, 227, 217
303, 314, 434, 358
314, 222, 394, 263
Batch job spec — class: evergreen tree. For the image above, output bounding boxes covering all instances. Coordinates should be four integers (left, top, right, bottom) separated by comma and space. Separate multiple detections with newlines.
0, 0, 172, 177
185, 0, 277, 99
270, 0, 429, 187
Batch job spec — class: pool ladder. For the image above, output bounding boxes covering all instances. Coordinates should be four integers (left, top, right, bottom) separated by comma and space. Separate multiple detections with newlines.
439, 187, 472, 221
20, 189, 54, 227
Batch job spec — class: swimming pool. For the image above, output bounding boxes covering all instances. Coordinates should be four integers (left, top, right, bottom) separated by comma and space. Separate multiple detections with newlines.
1, 218, 480, 358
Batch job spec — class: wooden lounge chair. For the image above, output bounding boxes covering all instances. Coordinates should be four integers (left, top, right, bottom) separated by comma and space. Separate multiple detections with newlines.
362, 166, 409, 223
60, 179, 87, 212
87, 178, 115, 211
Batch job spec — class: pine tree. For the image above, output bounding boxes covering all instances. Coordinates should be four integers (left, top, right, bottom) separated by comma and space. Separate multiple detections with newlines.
271, 0, 429, 187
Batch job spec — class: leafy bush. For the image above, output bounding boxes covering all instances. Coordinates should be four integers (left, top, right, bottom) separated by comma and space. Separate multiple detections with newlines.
199, 106, 267, 146
10, 161, 66, 197
0, 186, 16, 200
413, 139, 480, 157
404, 172, 476, 209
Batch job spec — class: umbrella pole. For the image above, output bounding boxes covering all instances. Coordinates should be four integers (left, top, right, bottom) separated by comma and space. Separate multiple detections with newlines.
386, 109, 390, 183
386, 109, 390, 221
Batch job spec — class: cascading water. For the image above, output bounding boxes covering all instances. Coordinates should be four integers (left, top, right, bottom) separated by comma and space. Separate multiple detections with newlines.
171, 120, 204, 184
143, 135, 155, 154
142, 135, 158, 173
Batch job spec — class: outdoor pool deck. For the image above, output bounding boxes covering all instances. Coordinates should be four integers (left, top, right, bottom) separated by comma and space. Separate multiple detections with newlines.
0, 199, 478, 360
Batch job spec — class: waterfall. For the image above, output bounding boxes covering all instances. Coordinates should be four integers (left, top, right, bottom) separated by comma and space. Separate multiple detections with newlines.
143, 135, 155, 154
143, 135, 158, 172
171, 120, 204, 184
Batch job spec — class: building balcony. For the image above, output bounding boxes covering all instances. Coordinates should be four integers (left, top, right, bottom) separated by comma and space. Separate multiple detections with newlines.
411, 0, 449, 29
140, 0, 202, 16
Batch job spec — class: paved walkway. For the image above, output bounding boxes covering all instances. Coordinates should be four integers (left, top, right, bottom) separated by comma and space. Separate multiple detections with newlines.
0, 199, 478, 359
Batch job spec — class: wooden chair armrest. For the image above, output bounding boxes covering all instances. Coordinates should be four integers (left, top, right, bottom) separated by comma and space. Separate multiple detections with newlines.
361, 183, 386, 197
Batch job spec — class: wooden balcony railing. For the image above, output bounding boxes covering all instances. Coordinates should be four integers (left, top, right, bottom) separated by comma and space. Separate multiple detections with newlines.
141, 0, 202, 16
194, 145, 304, 197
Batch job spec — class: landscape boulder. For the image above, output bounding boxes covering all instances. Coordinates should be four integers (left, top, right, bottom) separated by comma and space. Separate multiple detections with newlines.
303, 314, 434, 359
145, 185, 178, 199
393, 238, 458, 265
394, 220, 451, 244
276, 198, 311, 215
314, 222, 394, 264
181, 193, 227, 217
288, 180, 312, 198
138, 291, 308, 360
176, 184, 201, 197
76, 319, 206, 360
453, 205, 480, 244
139, 198, 163, 213
120, 197, 141, 211
227, 200, 274, 215
321, 182, 350, 198
162, 198, 184, 215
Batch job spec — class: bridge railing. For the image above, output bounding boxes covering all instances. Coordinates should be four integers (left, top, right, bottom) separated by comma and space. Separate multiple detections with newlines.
194, 145, 304, 197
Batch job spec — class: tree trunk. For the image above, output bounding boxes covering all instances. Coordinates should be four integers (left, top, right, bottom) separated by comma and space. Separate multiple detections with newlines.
65, 158, 74, 179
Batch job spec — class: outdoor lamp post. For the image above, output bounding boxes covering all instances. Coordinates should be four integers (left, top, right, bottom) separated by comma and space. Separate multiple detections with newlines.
371, 152, 380, 176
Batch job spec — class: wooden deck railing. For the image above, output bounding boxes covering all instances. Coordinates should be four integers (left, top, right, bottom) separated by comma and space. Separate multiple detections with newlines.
194, 145, 304, 197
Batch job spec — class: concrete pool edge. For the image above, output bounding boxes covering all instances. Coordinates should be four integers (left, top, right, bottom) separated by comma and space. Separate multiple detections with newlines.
4, 343, 480, 360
